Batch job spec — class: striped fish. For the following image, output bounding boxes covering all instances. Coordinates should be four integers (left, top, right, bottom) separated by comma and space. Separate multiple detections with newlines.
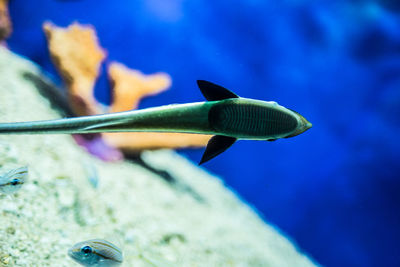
0, 166, 28, 194
68, 239, 123, 266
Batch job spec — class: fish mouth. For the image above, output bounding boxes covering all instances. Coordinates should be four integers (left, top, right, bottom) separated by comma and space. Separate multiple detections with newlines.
300, 116, 312, 134
304, 121, 312, 131
284, 115, 312, 138
68, 248, 80, 262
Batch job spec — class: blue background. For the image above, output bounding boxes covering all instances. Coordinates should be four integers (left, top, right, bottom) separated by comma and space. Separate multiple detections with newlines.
7, 0, 400, 266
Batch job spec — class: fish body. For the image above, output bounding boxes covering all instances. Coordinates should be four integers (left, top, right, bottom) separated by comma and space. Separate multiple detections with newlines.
0, 167, 28, 194
68, 239, 123, 266
84, 163, 99, 188
0, 81, 312, 163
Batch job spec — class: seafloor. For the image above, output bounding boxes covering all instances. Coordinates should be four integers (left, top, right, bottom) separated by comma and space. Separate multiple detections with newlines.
0, 47, 317, 266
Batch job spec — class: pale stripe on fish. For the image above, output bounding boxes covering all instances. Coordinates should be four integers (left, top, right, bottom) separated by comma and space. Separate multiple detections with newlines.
68, 238, 123, 266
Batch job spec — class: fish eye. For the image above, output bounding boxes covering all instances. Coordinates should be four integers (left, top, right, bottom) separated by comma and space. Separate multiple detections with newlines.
81, 246, 93, 255
10, 179, 20, 186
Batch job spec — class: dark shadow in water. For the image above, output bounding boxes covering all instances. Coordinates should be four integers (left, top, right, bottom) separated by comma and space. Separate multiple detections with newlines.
126, 152, 205, 203
22, 71, 100, 141
22, 71, 74, 117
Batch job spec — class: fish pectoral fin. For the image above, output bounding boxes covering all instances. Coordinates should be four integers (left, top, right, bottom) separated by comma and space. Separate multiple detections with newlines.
267, 139, 277, 141
197, 80, 239, 101
199, 135, 237, 165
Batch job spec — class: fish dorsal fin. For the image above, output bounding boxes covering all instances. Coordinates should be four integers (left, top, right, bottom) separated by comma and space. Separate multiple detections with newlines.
199, 135, 237, 165
197, 80, 239, 101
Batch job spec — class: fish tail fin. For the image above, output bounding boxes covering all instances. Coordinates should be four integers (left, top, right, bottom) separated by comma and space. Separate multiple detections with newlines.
0, 120, 64, 134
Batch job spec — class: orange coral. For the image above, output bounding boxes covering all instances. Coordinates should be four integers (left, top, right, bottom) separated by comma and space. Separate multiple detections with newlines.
43, 21, 209, 153
108, 62, 171, 112
0, 0, 12, 41
43, 22, 106, 116
103, 132, 210, 150
104, 62, 210, 150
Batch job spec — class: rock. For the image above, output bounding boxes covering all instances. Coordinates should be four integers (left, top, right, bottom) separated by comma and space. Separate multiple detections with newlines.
0, 47, 317, 266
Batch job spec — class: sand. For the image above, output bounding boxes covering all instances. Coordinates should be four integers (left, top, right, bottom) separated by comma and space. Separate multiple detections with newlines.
0, 47, 317, 267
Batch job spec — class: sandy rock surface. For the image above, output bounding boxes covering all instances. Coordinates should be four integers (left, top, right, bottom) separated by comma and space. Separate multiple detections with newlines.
0, 47, 317, 266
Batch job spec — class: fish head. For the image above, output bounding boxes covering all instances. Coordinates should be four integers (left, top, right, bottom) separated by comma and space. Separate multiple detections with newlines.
0, 167, 28, 194
6, 178, 25, 193
68, 242, 100, 266
68, 239, 123, 266
285, 112, 312, 138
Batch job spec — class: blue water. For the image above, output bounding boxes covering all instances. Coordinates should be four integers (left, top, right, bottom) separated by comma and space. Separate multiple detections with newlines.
7, 1, 400, 266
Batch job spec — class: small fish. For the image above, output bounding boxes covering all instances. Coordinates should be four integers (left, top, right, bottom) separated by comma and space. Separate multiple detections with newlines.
84, 163, 99, 188
0, 167, 28, 194
68, 239, 123, 266
0, 80, 312, 164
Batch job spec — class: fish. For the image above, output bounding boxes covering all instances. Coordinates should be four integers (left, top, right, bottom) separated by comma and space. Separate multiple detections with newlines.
83, 162, 99, 188
0, 80, 312, 164
68, 239, 123, 266
0, 166, 28, 194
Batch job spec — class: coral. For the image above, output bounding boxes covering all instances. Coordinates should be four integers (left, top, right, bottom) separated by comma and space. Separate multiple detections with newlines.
42, 22, 209, 153
103, 132, 210, 150
0, 0, 11, 41
43, 22, 106, 116
104, 62, 210, 150
108, 62, 171, 112
73, 134, 123, 161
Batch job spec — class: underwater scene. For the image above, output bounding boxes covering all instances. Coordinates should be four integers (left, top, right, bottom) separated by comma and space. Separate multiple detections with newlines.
0, 0, 399, 266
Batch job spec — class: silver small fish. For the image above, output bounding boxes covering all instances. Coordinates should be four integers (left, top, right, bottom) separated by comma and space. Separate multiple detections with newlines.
0, 167, 28, 194
68, 239, 123, 266
84, 163, 99, 188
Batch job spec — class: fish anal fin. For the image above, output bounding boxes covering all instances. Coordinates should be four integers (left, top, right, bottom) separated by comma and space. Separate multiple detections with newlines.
199, 135, 237, 165
197, 80, 239, 101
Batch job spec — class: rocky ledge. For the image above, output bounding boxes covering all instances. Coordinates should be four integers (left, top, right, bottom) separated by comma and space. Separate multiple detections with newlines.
0, 47, 317, 266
